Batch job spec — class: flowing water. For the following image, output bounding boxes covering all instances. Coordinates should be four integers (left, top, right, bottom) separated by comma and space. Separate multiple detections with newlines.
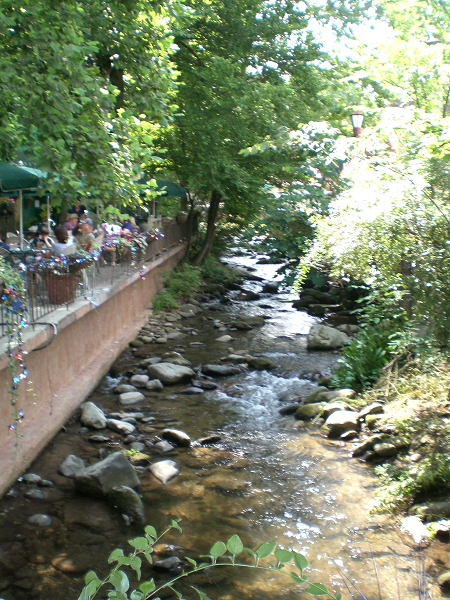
0, 252, 436, 600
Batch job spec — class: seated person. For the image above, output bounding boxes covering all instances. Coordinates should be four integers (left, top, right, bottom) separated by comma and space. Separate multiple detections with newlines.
73, 218, 96, 249
64, 213, 78, 231
51, 225, 76, 256
122, 216, 135, 233
30, 225, 53, 250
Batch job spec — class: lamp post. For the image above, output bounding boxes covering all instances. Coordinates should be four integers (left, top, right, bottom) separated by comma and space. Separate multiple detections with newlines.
350, 111, 364, 138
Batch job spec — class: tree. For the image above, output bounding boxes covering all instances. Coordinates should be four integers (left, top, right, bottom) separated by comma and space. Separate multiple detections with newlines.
152, 0, 370, 263
0, 0, 177, 207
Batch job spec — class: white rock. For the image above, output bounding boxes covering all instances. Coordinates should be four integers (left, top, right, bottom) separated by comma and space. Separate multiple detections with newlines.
149, 460, 180, 484
119, 391, 145, 406
216, 335, 233, 343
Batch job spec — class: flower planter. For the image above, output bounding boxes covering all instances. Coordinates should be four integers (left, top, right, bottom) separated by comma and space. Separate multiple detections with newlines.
46, 272, 78, 304
162, 217, 172, 227
176, 214, 188, 224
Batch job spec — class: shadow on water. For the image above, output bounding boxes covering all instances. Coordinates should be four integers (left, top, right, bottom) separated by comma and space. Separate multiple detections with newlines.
0, 252, 439, 600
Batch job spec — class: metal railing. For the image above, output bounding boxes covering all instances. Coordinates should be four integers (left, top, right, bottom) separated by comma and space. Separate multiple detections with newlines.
13, 220, 188, 330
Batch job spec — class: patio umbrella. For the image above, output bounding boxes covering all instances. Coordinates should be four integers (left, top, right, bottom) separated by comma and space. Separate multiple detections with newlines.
0, 163, 44, 248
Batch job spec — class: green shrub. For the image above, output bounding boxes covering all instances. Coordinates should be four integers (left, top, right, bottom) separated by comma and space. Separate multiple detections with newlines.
330, 326, 391, 390
164, 263, 202, 298
152, 290, 178, 313
201, 256, 240, 286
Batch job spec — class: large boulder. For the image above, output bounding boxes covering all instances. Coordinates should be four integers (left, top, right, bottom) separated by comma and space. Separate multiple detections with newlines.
147, 362, 194, 385
315, 389, 356, 403
307, 325, 350, 350
74, 452, 140, 496
322, 402, 350, 420
107, 486, 145, 524
324, 410, 360, 437
231, 320, 253, 330
80, 402, 106, 430
202, 364, 241, 377
245, 317, 266, 327
246, 356, 276, 371
295, 403, 325, 420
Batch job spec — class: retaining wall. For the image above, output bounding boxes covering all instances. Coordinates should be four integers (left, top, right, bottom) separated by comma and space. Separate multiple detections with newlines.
0, 243, 185, 496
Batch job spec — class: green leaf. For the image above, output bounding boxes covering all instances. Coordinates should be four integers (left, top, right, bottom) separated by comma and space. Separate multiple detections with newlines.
242, 547, 257, 561
171, 519, 182, 532
139, 579, 156, 595
255, 541, 277, 560
130, 592, 144, 600
293, 551, 309, 572
291, 573, 308, 585
108, 548, 125, 563
335, 592, 342, 600
109, 571, 130, 594
130, 556, 142, 579
305, 583, 330, 596
185, 557, 197, 568
226, 535, 244, 557
210, 541, 227, 559
191, 586, 213, 600
84, 571, 100, 585
275, 549, 293, 563
144, 525, 157, 540
129, 537, 149, 551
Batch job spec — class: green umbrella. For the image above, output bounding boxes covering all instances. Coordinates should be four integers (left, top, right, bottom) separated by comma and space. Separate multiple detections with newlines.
0, 163, 46, 248
138, 176, 186, 197
0, 162, 43, 192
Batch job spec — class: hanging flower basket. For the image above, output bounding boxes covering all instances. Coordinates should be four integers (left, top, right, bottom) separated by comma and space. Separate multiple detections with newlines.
176, 213, 188, 224
46, 272, 78, 304
162, 217, 172, 227
68, 258, 93, 273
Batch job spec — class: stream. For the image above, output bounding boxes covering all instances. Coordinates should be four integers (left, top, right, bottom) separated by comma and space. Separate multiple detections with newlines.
0, 252, 439, 600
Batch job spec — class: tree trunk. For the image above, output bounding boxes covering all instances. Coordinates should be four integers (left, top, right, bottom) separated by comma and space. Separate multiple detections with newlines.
192, 190, 221, 265
183, 191, 195, 259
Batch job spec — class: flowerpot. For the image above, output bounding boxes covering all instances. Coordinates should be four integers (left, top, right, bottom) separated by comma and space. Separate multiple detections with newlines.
46, 272, 78, 304
176, 214, 188, 224
162, 217, 172, 227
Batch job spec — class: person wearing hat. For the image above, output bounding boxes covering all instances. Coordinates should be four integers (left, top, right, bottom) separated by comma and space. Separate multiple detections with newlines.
64, 212, 79, 231
74, 218, 96, 249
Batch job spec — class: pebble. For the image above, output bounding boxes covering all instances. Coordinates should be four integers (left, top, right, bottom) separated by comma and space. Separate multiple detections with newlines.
22, 473, 41, 484
130, 442, 145, 452
28, 514, 52, 526
89, 435, 111, 443
25, 488, 45, 500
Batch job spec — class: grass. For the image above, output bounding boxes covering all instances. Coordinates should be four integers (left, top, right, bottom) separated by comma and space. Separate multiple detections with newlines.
152, 262, 202, 313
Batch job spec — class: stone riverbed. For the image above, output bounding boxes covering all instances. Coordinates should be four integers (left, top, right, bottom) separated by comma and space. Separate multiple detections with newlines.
0, 253, 445, 600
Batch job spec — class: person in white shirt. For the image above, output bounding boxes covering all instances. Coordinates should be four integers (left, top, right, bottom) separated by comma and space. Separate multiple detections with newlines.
51, 225, 76, 256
